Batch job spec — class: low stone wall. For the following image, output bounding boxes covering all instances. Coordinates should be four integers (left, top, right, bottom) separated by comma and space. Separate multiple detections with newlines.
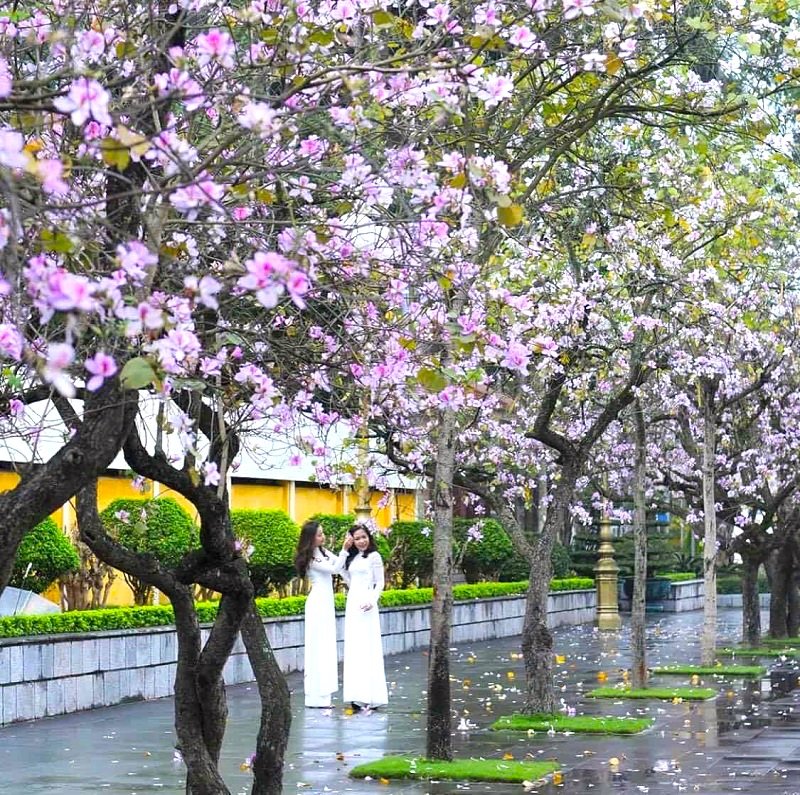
718, 593, 771, 608
0, 589, 596, 726
619, 578, 706, 613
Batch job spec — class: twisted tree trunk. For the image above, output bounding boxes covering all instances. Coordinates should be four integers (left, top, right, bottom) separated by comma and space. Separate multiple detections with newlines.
241, 603, 292, 795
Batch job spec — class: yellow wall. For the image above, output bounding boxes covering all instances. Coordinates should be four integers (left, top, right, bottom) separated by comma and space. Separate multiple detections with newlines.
20, 472, 418, 608
232, 482, 287, 513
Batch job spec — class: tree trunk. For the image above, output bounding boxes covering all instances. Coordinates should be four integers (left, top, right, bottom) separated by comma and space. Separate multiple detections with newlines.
426, 405, 456, 760
740, 553, 761, 647
172, 589, 232, 795
788, 553, 800, 638
240, 603, 292, 795
631, 400, 648, 689
520, 472, 574, 714
700, 378, 718, 666
0, 382, 136, 594
767, 550, 789, 639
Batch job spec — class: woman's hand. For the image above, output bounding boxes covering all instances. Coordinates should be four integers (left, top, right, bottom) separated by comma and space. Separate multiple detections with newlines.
342, 535, 353, 551
360, 602, 373, 612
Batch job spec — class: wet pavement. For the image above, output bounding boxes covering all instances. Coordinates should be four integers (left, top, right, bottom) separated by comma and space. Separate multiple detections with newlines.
3, 608, 800, 794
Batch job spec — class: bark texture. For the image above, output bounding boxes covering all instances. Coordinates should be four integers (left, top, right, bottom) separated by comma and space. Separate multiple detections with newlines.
241, 603, 292, 795
0, 381, 136, 593
426, 404, 456, 760
631, 400, 648, 689
701, 378, 719, 666
740, 553, 762, 647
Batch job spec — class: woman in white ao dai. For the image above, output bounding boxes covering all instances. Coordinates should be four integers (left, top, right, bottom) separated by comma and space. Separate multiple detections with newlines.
294, 520, 348, 708
341, 525, 388, 709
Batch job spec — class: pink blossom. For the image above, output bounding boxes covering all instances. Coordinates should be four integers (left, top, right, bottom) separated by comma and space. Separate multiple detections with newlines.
184, 274, 221, 309
0, 323, 23, 360
202, 461, 221, 487
38, 158, 68, 195
286, 270, 310, 309
116, 241, 158, 283
502, 340, 530, 373
0, 128, 27, 169
169, 173, 225, 219
43, 342, 76, 397
562, 0, 595, 18
0, 57, 11, 98
238, 251, 294, 308
53, 77, 112, 127
193, 29, 235, 69
45, 270, 95, 313
84, 351, 118, 391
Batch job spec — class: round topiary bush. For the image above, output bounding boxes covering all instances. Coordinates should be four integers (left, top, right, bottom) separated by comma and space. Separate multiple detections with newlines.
455, 518, 517, 583
11, 516, 79, 594
232, 509, 300, 595
385, 520, 433, 587
101, 497, 199, 604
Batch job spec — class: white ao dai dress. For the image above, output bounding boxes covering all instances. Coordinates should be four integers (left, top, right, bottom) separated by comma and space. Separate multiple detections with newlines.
303, 549, 345, 707
342, 551, 388, 708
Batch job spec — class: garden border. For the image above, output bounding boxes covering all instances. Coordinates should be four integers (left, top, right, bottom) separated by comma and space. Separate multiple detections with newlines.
0, 588, 595, 725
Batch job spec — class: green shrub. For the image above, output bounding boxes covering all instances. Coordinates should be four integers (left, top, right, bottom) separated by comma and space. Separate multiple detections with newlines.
232, 509, 299, 595
10, 517, 79, 594
551, 543, 572, 579
0, 578, 595, 638
659, 572, 699, 582
456, 518, 519, 582
101, 497, 199, 605
716, 575, 770, 594
386, 520, 433, 587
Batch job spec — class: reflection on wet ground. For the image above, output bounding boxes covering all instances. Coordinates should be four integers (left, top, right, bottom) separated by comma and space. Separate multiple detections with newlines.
4, 608, 800, 793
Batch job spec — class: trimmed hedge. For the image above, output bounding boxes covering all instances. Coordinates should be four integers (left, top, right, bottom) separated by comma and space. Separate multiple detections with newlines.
0, 577, 595, 639
231, 509, 299, 594
717, 575, 770, 594
101, 497, 199, 605
385, 520, 433, 587
11, 517, 79, 594
659, 572, 700, 583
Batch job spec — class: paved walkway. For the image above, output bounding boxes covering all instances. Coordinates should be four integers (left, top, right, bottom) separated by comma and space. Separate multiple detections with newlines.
2, 608, 800, 794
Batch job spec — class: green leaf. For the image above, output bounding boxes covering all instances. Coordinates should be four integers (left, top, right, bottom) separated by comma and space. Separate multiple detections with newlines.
497, 204, 523, 227
307, 29, 334, 45
100, 137, 130, 171
371, 9, 395, 26
119, 357, 158, 389
417, 368, 447, 392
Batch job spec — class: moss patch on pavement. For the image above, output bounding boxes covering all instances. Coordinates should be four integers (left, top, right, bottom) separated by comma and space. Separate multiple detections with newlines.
589, 686, 716, 701
717, 647, 798, 658
491, 713, 653, 734
349, 756, 559, 783
651, 664, 765, 677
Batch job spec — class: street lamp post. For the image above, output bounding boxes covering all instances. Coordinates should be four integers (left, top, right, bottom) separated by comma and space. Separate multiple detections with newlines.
594, 513, 621, 631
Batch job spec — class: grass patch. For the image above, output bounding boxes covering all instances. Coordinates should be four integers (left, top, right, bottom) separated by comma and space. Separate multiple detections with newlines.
349, 756, 559, 783
762, 637, 800, 647
652, 665, 765, 677
717, 647, 797, 658
589, 686, 717, 701
491, 713, 653, 734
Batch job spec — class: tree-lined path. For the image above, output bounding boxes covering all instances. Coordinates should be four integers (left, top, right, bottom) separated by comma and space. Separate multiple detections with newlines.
2, 608, 798, 794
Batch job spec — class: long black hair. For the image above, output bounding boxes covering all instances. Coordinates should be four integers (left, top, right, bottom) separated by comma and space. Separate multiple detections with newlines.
344, 524, 377, 570
294, 519, 328, 576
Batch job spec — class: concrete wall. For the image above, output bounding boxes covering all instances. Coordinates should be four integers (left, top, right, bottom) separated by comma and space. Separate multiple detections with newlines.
618, 578, 706, 613
0, 589, 596, 726
718, 593, 771, 608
